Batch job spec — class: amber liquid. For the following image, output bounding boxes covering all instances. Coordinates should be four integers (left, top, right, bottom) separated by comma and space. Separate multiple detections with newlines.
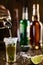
30, 20, 40, 49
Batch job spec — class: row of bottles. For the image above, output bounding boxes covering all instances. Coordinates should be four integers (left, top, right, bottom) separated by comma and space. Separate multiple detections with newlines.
18, 4, 42, 50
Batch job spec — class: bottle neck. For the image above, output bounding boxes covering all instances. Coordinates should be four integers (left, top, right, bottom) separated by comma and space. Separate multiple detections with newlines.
37, 4, 40, 21
34, 15, 38, 21
25, 7, 28, 20
33, 4, 35, 16
32, 16, 34, 21
22, 7, 28, 20
32, 4, 35, 21
32, 4, 38, 21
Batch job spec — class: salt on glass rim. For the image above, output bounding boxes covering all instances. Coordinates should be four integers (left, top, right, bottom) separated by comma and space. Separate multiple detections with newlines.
4, 37, 18, 45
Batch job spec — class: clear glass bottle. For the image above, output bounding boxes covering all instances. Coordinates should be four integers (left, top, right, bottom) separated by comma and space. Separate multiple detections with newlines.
30, 4, 41, 49
20, 7, 30, 51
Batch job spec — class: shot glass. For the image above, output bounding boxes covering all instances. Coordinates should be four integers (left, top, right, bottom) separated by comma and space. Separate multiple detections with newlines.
4, 37, 18, 63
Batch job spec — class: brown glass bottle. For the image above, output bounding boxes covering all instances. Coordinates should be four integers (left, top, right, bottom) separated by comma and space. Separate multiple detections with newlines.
37, 4, 42, 48
30, 4, 41, 49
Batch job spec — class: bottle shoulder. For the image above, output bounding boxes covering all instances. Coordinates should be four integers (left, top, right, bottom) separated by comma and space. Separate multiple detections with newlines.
39, 21, 42, 26
30, 21, 34, 26
30, 21, 41, 26
20, 19, 30, 23
20, 20, 23, 23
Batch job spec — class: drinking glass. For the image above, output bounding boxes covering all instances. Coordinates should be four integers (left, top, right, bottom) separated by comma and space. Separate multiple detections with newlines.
4, 37, 18, 63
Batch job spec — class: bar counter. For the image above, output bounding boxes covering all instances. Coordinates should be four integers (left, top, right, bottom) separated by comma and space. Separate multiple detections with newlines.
0, 42, 43, 65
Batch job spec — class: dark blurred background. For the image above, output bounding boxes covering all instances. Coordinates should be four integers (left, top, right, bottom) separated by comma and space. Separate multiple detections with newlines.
0, 0, 43, 21
0, 0, 43, 41
0, 0, 43, 50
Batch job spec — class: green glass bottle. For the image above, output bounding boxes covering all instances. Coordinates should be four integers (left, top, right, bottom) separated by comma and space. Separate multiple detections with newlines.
20, 7, 30, 51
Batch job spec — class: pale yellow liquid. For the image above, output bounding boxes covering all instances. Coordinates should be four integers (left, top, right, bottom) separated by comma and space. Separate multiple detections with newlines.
6, 44, 16, 63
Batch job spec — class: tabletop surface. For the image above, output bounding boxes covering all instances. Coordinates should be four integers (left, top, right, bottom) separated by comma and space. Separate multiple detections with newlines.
0, 48, 43, 65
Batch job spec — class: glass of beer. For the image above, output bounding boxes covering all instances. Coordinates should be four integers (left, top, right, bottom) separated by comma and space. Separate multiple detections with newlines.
4, 37, 18, 63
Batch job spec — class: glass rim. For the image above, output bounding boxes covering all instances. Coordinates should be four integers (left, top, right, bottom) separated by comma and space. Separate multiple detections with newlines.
4, 37, 18, 44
